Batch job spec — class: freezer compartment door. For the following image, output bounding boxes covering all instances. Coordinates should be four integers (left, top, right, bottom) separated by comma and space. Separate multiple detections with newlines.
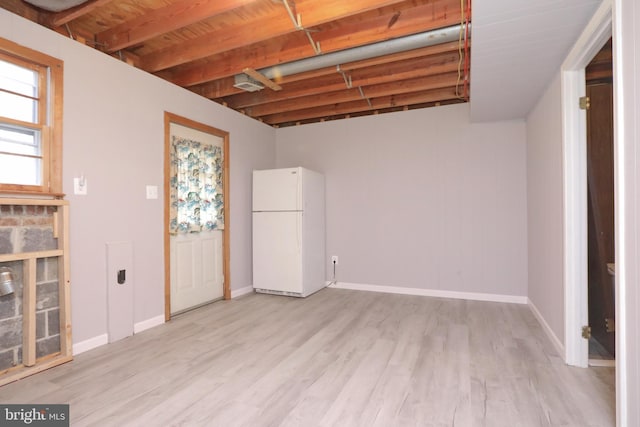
253, 167, 302, 212
253, 211, 303, 294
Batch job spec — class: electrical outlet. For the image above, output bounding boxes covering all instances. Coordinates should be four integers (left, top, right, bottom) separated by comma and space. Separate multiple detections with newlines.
331, 255, 339, 265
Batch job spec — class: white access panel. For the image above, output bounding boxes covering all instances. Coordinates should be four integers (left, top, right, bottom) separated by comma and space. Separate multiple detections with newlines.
253, 167, 302, 212
253, 211, 303, 294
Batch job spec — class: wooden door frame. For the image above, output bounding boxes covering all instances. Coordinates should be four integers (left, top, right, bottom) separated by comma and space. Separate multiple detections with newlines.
163, 112, 231, 321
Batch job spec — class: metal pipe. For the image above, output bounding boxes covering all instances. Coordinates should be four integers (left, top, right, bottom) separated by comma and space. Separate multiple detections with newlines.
259, 24, 467, 81
0, 267, 16, 296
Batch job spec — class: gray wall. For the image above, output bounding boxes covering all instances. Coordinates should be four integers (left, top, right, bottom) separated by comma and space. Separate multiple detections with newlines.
276, 104, 528, 298
525, 73, 565, 345
0, 9, 276, 344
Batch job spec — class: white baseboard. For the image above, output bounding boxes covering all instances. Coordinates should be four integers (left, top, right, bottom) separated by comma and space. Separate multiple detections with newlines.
231, 285, 254, 299
528, 299, 565, 359
72, 334, 108, 356
134, 315, 165, 334
589, 358, 615, 368
72, 315, 165, 356
328, 281, 528, 304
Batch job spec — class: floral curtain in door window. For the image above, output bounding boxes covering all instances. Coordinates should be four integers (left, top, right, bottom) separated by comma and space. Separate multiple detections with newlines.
169, 136, 224, 233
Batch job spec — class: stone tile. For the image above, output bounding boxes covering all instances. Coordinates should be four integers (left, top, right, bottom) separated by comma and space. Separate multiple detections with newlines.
36, 311, 46, 339
0, 317, 22, 348
37, 258, 45, 282
45, 257, 58, 282
0, 348, 15, 371
37, 257, 60, 282
21, 228, 56, 252
36, 281, 59, 310
0, 229, 13, 254
0, 293, 16, 320
36, 335, 60, 358
48, 309, 60, 336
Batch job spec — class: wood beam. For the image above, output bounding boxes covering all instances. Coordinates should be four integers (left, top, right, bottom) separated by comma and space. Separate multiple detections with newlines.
189, 77, 240, 99
260, 87, 459, 124
0, 0, 42, 22
140, 0, 411, 72
166, 0, 461, 87
246, 72, 460, 116
96, 0, 260, 53
242, 67, 282, 91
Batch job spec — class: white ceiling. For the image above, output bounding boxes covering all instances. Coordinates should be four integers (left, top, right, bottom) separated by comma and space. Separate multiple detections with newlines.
470, 0, 603, 122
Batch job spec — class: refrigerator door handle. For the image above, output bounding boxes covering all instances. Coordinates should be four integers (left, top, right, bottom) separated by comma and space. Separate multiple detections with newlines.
297, 212, 302, 254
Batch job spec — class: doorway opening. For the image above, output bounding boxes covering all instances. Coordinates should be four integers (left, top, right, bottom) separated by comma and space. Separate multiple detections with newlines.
585, 39, 615, 366
163, 112, 231, 321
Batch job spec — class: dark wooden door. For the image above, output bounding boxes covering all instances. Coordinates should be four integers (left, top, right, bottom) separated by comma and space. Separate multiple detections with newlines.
586, 82, 615, 357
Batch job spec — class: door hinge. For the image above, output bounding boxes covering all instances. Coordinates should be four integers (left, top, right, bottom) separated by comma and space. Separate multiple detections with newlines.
605, 318, 615, 333
579, 96, 591, 110
582, 325, 592, 340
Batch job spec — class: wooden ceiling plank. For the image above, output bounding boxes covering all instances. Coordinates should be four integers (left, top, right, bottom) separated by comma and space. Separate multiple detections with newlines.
140, 0, 416, 72
96, 0, 261, 53
260, 87, 459, 124
0, 0, 42, 22
169, 1, 461, 87
307, 8, 461, 60
48, 0, 115, 27
189, 77, 242, 98
246, 72, 460, 116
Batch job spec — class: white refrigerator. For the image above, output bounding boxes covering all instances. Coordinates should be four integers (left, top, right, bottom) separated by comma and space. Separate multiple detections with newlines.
252, 167, 326, 297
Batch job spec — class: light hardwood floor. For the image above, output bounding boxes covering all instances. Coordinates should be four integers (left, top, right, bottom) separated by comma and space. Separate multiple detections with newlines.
0, 289, 615, 426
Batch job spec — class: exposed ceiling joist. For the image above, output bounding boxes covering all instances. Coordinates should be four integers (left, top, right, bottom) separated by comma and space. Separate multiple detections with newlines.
96, 0, 260, 53
0, 0, 471, 127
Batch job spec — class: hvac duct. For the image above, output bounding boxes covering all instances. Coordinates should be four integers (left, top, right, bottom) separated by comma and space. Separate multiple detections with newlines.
237, 24, 468, 86
23, 0, 90, 12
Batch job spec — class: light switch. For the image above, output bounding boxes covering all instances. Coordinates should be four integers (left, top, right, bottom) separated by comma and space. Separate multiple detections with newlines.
74, 177, 87, 195
146, 185, 158, 199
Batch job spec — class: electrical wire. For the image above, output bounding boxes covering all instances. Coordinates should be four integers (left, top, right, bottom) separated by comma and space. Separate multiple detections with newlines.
455, 0, 465, 99
456, 0, 470, 100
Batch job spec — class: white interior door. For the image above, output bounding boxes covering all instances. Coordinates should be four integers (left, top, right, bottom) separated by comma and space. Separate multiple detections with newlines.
170, 231, 223, 313
169, 122, 224, 314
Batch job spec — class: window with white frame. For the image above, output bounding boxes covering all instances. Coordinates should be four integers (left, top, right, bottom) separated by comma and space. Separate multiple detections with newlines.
0, 38, 63, 195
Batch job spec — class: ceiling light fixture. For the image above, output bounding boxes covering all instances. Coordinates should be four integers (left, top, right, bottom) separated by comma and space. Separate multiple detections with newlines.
233, 74, 264, 92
